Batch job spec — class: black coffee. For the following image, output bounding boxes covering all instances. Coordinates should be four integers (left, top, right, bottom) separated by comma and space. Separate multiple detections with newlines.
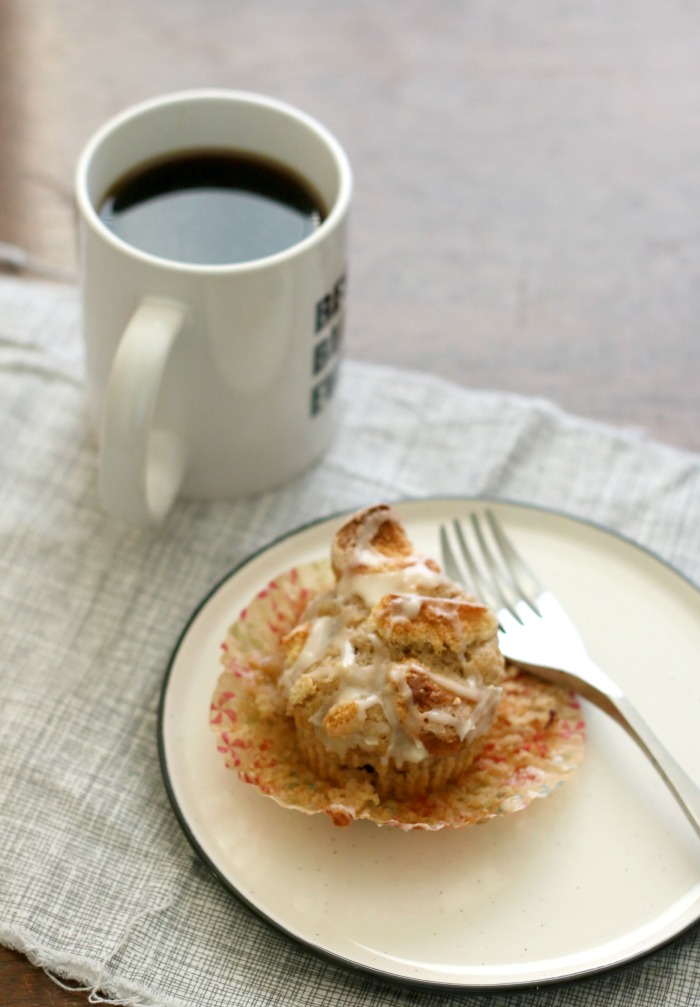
98, 150, 325, 265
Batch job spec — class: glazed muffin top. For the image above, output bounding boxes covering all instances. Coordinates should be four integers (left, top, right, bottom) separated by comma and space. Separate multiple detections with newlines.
280, 504, 505, 769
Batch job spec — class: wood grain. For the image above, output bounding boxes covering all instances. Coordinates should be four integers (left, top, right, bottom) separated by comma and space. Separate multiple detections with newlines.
1, 1, 698, 1002
0, 947, 86, 1005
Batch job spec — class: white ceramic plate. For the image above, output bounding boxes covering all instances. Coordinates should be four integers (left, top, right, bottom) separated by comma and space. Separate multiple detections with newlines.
158, 498, 700, 989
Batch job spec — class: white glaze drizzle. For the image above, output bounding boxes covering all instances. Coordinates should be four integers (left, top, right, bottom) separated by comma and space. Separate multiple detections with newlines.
339, 558, 448, 607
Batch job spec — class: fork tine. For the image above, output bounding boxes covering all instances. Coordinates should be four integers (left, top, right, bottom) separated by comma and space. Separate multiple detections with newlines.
466, 514, 519, 616
444, 512, 541, 622
484, 509, 543, 613
440, 522, 491, 608
443, 516, 514, 618
451, 519, 498, 609
438, 525, 463, 587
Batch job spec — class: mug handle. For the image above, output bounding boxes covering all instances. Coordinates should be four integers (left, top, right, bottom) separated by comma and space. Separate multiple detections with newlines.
99, 296, 188, 525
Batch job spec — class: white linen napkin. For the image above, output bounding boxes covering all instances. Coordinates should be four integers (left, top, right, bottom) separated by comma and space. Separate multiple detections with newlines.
0, 275, 698, 1007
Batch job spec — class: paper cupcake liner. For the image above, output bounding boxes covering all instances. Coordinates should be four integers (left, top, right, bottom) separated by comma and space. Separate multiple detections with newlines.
210, 561, 586, 830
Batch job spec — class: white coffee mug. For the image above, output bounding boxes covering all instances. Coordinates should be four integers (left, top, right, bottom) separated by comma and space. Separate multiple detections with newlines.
75, 90, 351, 525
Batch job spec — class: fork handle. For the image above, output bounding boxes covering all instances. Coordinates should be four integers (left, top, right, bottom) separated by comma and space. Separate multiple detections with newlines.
535, 660, 700, 841
610, 693, 700, 841
515, 658, 700, 841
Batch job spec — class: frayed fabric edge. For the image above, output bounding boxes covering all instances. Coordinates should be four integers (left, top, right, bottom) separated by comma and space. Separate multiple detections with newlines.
0, 924, 186, 1007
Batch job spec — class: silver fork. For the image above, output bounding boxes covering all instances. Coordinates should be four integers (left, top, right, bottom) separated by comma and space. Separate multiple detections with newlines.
440, 510, 700, 840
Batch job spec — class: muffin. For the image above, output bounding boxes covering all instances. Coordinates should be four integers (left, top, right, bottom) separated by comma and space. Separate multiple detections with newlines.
278, 504, 505, 799
212, 503, 586, 829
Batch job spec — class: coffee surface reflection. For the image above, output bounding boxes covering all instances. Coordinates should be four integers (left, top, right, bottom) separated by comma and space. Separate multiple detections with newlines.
99, 150, 325, 265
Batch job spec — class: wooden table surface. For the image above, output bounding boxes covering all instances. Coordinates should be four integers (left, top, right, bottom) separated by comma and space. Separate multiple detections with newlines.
1, 1, 698, 1002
